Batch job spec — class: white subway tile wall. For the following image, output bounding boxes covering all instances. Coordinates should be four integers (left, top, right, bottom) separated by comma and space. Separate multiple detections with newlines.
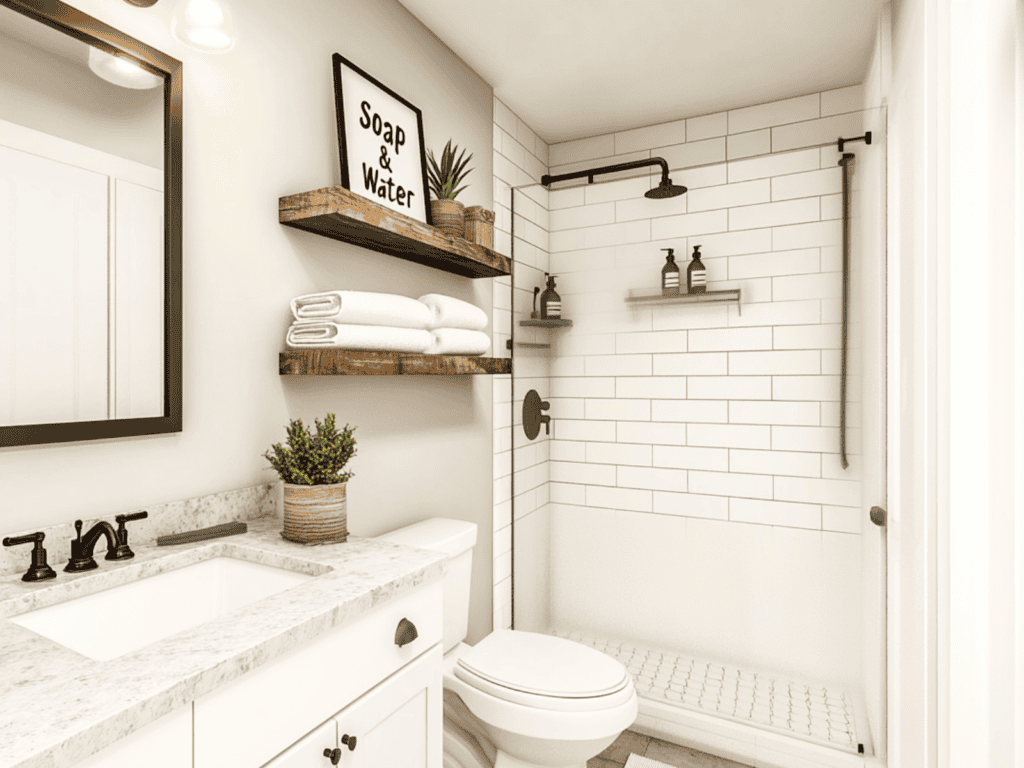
492, 97, 552, 632
544, 86, 865, 537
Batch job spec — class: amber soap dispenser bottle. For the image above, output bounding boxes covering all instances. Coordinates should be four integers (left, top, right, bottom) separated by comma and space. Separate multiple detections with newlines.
540, 273, 561, 319
687, 244, 707, 294
661, 248, 680, 295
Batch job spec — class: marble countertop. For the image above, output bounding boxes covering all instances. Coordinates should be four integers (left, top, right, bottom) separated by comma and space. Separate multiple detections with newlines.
0, 518, 448, 768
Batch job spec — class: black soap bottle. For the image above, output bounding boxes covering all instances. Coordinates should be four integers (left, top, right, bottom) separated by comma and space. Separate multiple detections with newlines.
661, 248, 680, 296
539, 274, 561, 320
687, 244, 707, 294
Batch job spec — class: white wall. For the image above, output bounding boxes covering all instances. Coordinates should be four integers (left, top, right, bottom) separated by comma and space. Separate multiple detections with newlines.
887, 0, 1024, 765
542, 86, 877, 694
0, 0, 496, 644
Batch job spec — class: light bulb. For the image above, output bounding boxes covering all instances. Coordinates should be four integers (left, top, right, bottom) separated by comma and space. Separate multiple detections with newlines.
88, 46, 163, 89
172, 0, 235, 53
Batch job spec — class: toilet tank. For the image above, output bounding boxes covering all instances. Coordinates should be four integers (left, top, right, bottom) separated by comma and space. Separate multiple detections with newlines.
375, 518, 477, 653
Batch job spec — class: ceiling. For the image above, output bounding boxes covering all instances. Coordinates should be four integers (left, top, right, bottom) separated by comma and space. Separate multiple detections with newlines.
398, 0, 883, 144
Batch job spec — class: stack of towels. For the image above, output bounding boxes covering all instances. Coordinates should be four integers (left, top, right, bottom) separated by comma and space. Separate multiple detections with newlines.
286, 291, 491, 356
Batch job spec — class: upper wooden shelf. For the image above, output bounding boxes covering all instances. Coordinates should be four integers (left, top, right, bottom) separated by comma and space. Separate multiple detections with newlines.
279, 187, 511, 279
280, 349, 512, 376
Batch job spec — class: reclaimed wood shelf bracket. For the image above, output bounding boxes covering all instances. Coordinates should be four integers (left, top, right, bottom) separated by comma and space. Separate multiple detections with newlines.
279, 186, 511, 278
280, 349, 512, 376
624, 288, 742, 316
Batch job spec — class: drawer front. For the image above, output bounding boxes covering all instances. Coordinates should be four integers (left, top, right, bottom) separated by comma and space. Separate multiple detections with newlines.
195, 581, 442, 768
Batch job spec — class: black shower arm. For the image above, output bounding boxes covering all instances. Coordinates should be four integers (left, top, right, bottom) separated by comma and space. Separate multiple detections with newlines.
541, 157, 670, 187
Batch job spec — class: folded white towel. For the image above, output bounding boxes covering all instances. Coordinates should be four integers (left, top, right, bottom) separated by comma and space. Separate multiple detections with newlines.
424, 328, 491, 356
286, 323, 432, 353
291, 291, 432, 329
418, 293, 488, 331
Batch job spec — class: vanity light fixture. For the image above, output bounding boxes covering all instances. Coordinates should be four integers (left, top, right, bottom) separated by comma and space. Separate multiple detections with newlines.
171, 0, 236, 53
88, 46, 163, 89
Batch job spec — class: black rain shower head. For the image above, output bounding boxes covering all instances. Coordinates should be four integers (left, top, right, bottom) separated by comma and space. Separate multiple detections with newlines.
645, 177, 687, 199
541, 157, 686, 199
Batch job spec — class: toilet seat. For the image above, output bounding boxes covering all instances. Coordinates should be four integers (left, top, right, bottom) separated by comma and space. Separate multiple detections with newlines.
454, 630, 634, 712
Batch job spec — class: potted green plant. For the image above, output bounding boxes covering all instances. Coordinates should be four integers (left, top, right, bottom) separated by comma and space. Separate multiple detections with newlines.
426, 139, 473, 237
264, 414, 357, 544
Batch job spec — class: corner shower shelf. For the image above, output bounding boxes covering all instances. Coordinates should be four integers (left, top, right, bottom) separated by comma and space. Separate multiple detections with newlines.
624, 288, 742, 315
514, 318, 572, 348
279, 186, 511, 278
279, 349, 512, 376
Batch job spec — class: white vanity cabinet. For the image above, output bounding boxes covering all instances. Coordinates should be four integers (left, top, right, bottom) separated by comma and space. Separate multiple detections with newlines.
193, 580, 443, 768
70, 580, 443, 768
263, 644, 442, 768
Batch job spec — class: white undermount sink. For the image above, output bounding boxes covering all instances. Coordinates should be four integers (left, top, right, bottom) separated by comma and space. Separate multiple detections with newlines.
9, 556, 314, 660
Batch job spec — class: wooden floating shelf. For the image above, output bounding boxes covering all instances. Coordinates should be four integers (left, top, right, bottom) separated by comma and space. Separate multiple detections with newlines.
624, 288, 742, 315
280, 349, 512, 376
279, 186, 511, 279
278, 187, 509, 280
519, 318, 573, 328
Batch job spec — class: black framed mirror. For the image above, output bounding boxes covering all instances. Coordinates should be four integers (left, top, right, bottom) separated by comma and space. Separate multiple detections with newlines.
0, 0, 182, 447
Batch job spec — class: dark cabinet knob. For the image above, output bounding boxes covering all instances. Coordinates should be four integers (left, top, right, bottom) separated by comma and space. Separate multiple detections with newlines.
395, 617, 418, 648
323, 747, 341, 764
2, 532, 57, 582
342, 734, 357, 751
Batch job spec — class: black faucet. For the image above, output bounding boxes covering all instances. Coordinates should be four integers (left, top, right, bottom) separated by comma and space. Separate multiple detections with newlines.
65, 513, 147, 573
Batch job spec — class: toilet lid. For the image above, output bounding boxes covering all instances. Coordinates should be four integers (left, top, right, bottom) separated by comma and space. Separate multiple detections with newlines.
456, 630, 629, 699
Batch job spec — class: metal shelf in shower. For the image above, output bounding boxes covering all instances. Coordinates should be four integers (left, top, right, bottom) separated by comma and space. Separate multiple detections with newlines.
513, 317, 573, 348
624, 288, 742, 315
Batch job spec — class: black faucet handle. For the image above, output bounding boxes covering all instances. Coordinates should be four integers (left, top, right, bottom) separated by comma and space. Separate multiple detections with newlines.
66, 520, 99, 572
3, 532, 57, 582
111, 510, 148, 560
115, 511, 148, 525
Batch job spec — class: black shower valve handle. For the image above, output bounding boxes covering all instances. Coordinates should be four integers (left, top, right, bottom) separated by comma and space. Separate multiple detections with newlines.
113, 510, 148, 559
3, 531, 58, 582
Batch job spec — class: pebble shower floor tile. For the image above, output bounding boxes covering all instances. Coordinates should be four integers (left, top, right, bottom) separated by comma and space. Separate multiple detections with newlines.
554, 631, 860, 754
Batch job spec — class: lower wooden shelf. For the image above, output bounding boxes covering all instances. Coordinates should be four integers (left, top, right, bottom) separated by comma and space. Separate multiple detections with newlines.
280, 349, 512, 376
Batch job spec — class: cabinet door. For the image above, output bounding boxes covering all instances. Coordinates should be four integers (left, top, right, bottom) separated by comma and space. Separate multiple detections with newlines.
261, 720, 337, 768
74, 704, 192, 768
334, 643, 442, 768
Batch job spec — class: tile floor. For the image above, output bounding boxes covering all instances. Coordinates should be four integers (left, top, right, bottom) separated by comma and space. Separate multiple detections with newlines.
588, 730, 751, 768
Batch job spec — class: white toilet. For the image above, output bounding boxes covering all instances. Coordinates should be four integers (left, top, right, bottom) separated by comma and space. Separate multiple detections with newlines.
377, 518, 638, 768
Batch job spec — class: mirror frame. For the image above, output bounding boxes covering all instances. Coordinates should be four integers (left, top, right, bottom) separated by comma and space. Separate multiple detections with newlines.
0, 0, 182, 447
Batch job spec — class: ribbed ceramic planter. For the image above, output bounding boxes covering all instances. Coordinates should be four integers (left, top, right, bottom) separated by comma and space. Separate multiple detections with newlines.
431, 198, 465, 238
282, 482, 348, 544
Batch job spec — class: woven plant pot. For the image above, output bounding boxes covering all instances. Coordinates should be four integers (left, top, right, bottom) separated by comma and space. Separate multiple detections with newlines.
282, 482, 348, 544
431, 198, 465, 238
463, 206, 495, 249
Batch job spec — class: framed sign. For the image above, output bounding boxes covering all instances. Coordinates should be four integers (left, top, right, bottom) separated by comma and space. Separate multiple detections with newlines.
332, 53, 432, 225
